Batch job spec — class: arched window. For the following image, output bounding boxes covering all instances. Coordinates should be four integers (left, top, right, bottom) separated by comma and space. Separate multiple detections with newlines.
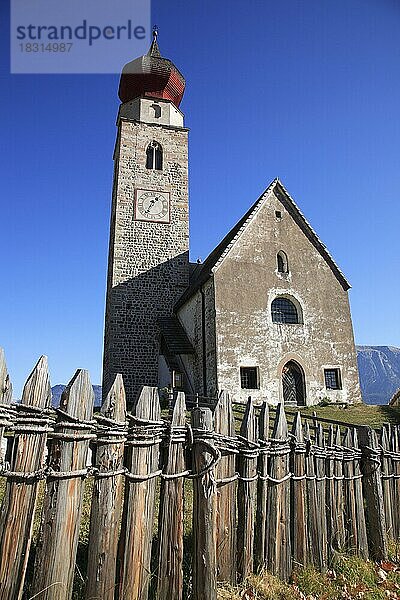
277, 251, 288, 273
271, 297, 300, 324
146, 141, 163, 170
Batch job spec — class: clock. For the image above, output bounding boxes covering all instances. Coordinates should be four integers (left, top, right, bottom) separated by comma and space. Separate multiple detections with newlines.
135, 189, 170, 223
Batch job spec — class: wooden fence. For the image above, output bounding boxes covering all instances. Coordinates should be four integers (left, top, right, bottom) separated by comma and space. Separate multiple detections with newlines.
0, 350, 398, 599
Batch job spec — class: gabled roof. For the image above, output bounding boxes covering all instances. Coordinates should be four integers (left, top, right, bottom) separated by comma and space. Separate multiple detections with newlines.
175, 178, 350, 310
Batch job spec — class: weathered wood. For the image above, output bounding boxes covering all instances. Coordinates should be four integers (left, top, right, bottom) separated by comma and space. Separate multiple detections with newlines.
342, 428, 358, 553
0, 348, 12, 468
265, 403, 292, 580
391, 427, 400, 539
86, 374, 126, 600
32, 369, 94, 600
0, 356, 51, 600
157, 391, 186, 600
333, 426, 346, 549
214, 391, 237, 584
325, 425, 340, 556
118, 386, 161, 600
380, 426, 394, 539
342, 428, 368, 557
192, 406, 217, 600
290, 412, 308, 568
351, 428, 369, 557
0, 348, 12, 404
237, 397, 257, 580
358, 425, 388, 560
304, 422, 324, 569
254, 401, 269, 571
314, 423, 328, 568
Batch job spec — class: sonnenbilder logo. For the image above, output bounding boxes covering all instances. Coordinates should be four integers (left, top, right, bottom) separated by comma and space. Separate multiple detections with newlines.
10, 0, 150, 74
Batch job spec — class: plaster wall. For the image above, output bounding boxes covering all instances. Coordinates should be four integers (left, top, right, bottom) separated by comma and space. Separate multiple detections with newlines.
213, 188, 361, 406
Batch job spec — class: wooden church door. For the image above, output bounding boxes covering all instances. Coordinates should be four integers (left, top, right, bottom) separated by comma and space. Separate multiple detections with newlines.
282, 361, 306, 406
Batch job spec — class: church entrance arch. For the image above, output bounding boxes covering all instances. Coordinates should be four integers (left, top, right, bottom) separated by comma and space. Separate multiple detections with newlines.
282, 360, 306, 406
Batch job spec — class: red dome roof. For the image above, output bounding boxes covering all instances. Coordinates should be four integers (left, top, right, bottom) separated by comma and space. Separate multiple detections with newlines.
118, 32, 185, 108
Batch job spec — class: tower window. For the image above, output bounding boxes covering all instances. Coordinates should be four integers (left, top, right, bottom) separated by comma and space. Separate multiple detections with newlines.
271, 297, 300, 324
146, 141, 163, 170
151, 103, 162, 118
240, 367, 259, 389
275, 210, 282, 219
324, 368, 342, 390
277, 250, 289, 273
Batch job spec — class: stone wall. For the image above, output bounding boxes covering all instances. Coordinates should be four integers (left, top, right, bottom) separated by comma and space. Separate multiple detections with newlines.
103, 109, 189, 405
212, 187, 361, 405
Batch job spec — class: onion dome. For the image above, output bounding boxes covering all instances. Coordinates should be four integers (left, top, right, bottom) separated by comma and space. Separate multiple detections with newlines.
118, 28, 185, 107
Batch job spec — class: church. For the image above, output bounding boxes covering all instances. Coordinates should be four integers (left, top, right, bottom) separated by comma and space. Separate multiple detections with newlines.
102, 31, 362, 407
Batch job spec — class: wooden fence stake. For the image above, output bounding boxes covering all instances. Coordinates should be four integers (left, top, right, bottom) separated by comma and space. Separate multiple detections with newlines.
266, 403, 292, 580
333, 426, 346, 550
214, 391, 237, 584
86, 374, 126, 600
290, 412, 308, 568
254, 401, 269, 571
0, 348, 12, 404
391, 427, 400, 540
119, 386, 161, 600
192, 406, 217, 600
358, 425, 388, 560
304, 422, 324, 569
314, 423, 328, 568
380, 427, 394, 539
0, 356, 51, 600
157, 391, 186, 600
342, 428, 368, 557
0, 348, 12, 469
32, 369, 94, 600
237, 397, 258, 581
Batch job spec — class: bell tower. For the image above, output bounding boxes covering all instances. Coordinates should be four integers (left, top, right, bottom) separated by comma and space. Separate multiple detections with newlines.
103, 30, 189, 404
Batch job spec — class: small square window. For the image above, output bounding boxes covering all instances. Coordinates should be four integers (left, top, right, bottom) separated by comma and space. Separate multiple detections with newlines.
324, 368, 342, 390
275, 210, 282, 219
240, 367, 259, 389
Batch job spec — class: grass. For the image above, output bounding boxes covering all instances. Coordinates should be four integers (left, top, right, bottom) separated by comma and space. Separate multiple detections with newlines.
218, 552, 400, 599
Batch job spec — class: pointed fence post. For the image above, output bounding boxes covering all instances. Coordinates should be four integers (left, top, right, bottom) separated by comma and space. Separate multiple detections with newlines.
0, 356, 51, 600
358, 425, 388, 560
32, 369, 94, 600
391, 427, 400, 540
304, 422, 324, 569
351, 428, 369, 557
254, 401, 270, 571
266, 403, 292, 580
381, 427, 394, 539
0, 348, 12, 468
333, 426, 346, 549
290, 412, 308, 568
214, 391, 237, 584
191, 406, 217, 600
157, 391, 187, 600
237, 397, 258, 581
119, 386, 162, 600
86, 374, 126, 600
314, 423, 328, 568
342, 428, 368, 557
326, 425, 343, 554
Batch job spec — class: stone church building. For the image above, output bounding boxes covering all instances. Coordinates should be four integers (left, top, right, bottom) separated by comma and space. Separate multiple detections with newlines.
103, 32, 361, 407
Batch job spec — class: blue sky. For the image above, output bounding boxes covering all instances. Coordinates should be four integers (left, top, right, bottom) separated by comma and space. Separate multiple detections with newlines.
1, 0, 399, 396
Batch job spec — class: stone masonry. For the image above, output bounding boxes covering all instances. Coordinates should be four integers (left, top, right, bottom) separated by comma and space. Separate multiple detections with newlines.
102, 104, 189, 405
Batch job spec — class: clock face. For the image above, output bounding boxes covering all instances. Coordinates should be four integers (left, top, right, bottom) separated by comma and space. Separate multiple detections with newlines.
135, 189, 170, 223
